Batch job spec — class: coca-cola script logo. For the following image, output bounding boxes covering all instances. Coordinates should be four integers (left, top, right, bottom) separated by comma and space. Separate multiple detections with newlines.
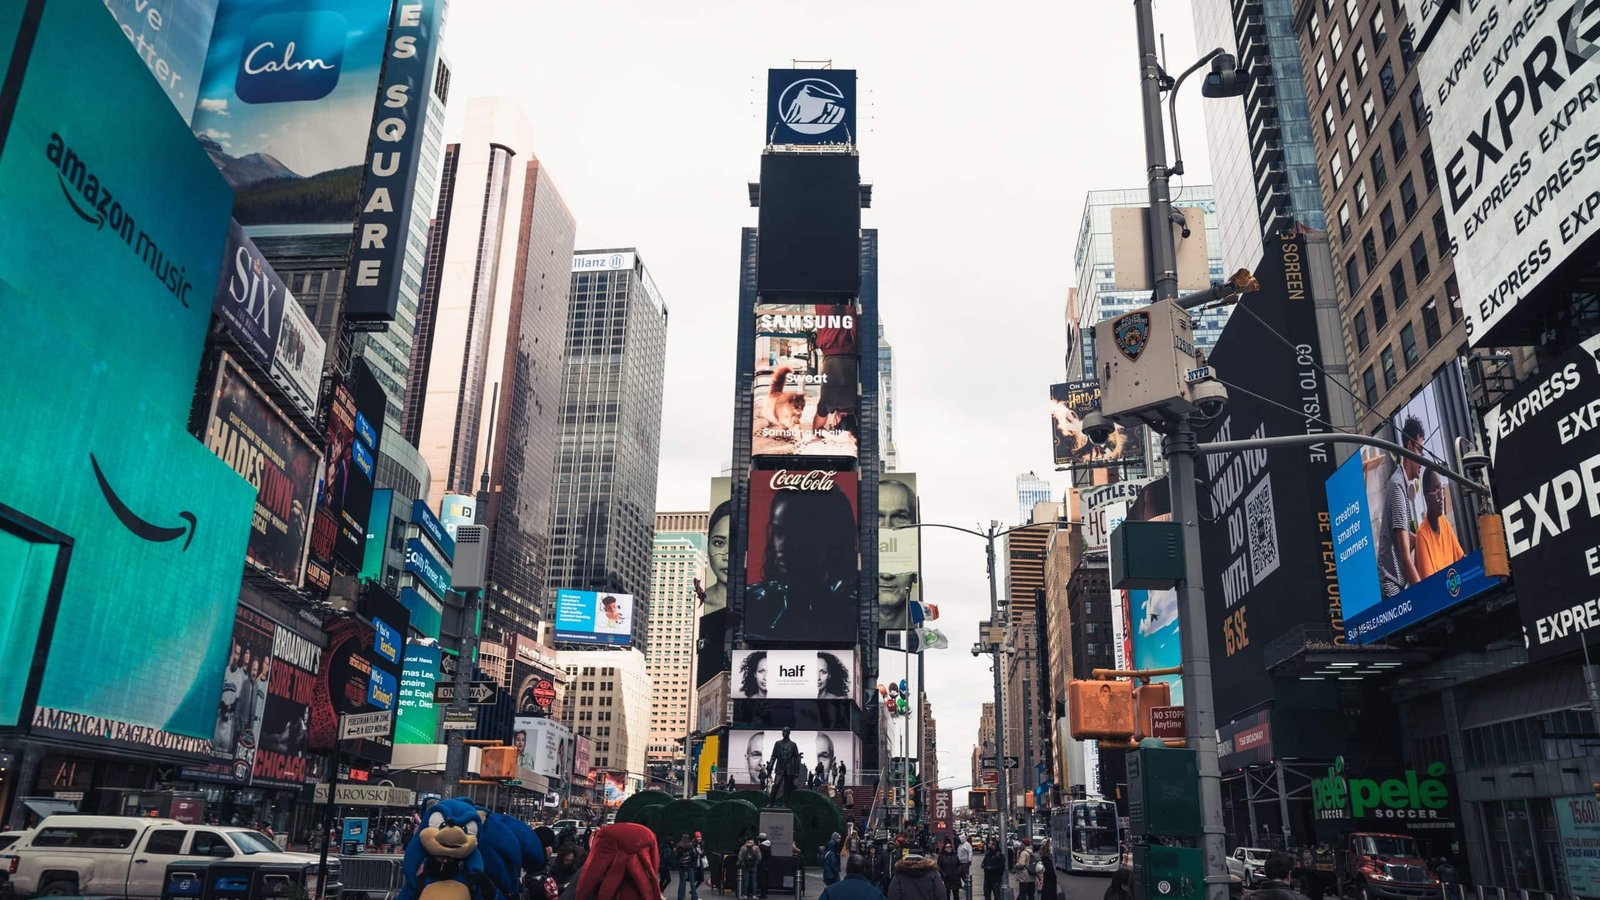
769, 470, 837, 491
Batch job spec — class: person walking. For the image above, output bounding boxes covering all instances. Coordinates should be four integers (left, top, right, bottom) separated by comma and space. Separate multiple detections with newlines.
736, 838, 762, 900
979, 841, 1006, 900
955, 836, 973, 900
1012, 839, 1036, 900
1246, 851, 1313, 900
569, 823, 662, 900
1035, 840, 1057, 900
673, 833, 703, 900
887, 851, 944, 900
820, 853, 888, 900
872, 843, 895, 895
1102, 868, 1132, 900
936, 841, 963, 900
824, 834, 843, 886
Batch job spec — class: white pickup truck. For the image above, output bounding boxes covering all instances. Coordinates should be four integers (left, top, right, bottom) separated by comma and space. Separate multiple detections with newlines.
2, 815, 337, 898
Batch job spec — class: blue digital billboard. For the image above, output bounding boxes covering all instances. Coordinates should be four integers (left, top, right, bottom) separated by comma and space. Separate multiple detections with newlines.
765, 68, 856, 146
1325, 368, 1499, 643
554, 590, 635, 647
0, 6, 255, 751
405, 538, 449, 599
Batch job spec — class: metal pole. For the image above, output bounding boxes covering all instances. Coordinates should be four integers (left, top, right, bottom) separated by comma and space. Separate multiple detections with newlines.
1134, 1, 1226, 893
316, 730, 343, 899
987, 525, 1013, 900
683, 617, 697, 799
441, 585, 480, 796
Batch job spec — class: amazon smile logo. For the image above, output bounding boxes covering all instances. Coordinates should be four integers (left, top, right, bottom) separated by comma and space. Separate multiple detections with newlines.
90, 454, 197, 550
46, 132, 195, 308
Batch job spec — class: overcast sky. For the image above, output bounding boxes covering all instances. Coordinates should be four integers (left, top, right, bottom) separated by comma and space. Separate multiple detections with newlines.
444, 0, 1216, 803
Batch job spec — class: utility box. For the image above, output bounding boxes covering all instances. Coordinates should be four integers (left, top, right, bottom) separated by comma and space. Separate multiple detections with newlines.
1094, 300, 1199, 426
1110, 521, 1184, 589
1132, 844, 1203, 900
1128, 746, 1200, 838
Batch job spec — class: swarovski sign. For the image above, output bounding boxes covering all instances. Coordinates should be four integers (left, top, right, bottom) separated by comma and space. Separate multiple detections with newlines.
1416, 0, 1600, 344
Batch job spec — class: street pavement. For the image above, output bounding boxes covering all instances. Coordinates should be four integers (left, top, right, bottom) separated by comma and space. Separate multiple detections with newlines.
665, 860, 1112, 899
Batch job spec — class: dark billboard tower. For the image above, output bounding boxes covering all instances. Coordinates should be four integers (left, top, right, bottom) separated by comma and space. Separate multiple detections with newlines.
697, 67, 881, 807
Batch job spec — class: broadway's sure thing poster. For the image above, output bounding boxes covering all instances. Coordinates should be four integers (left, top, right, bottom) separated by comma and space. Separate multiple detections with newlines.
744, 469, 859, 644
1051, 381, 1146, 469
204, 354, 322, 587
752, 304, 859, 458
252, 619, 319, 786
877, 473, 921, 633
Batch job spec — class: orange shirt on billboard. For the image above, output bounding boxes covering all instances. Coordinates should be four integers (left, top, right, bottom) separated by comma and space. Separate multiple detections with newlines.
1415, 516, 1464, 580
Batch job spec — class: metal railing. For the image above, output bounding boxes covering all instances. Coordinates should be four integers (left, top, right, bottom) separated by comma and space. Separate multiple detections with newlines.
1440, 888, 1559, 900
336, 855, 404, 900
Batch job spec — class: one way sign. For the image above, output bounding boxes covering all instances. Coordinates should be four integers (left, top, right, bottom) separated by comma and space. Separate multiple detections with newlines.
981, 756, 1020, 769
433, 681, 496, 705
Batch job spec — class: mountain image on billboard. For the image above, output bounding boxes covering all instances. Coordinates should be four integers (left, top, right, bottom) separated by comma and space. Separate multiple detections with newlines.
766, 69, 856, 146
752, 304, 859, 458
190, 0, 392, 224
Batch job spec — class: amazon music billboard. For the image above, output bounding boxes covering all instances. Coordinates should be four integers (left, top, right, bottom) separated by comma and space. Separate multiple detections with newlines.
744, 469, 859, 645
0, 7, 256, 748
204, 354, 324, 588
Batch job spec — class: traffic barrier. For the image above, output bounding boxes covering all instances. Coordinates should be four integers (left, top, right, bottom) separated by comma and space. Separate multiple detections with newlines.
337, 855, 405, 900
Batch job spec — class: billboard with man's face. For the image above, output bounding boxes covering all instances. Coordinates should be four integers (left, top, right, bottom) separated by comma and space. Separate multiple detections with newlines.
752, 304, 859, 458
877, 473, 921, 634
553, 590, 635, 646
725, 729, 859, 786
1327, 365, 1495, 644
744, 469, 859, 644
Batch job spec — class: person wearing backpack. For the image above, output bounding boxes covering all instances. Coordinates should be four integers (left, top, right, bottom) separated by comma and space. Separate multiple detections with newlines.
736, 838, 763, 899
1011, 839, 1035, 900
1035, 839, 1057, 900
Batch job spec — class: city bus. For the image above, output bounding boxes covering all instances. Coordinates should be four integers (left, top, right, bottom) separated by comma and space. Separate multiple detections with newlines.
1050, 798, 1120, 874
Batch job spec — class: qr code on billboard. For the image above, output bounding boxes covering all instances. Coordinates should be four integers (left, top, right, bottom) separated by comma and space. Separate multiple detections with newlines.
1245, 478, 1280, 584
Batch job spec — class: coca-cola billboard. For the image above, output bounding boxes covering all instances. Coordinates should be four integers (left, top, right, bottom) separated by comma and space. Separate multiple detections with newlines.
744, 469, 858, 644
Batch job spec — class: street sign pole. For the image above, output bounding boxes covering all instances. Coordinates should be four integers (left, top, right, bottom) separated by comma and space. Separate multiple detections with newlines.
316, 716, 343, 900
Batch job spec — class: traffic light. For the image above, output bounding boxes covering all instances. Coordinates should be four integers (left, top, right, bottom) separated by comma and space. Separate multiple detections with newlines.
1068, 678, 1134, 739
1132, 681, 1171, 740
1480, 514, 1510, 578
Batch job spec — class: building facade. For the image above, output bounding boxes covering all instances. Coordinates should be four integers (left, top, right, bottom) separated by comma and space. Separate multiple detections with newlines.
646, 514, 707, 769
558, 649, 652, 786
879, 321, 898, 471
1016, 473, 1053, 528
547, 250, 669, 652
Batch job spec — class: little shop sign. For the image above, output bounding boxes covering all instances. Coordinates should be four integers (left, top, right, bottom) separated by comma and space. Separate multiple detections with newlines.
1312, 757, 1454, 823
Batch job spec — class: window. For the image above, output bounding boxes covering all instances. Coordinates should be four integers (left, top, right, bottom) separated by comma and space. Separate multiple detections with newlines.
191, 832, 234, 858
1381, 346, 1398, 388
1400, 21, 1419, 69
1371, 7, 1388, 45
143, 831, 188, 855
1390, 117, 1408, 159
1355, 176, 1370, 215
1363, 366, 1379, 405
1346, 122, 1361, 157
1338, 74, 1353, 110
1422, 298, 1442, 346
1400, 323, 1419, 368
1380, 61, 1397, 101
1354, 310, 1370, 351
1346, 255, 1362, 292
1317, 55, 1329, 89
1380, 205, 1397, 245
31, 828, 136, 849
1345, 0, 1359, 20
1372, 287, 1389, 329
1371, 147, 1388, 190
1338, 202, 1352, 240
1323, 102, 1337, 138
1362, 231, 1379, 271
1411, 235, 1431, 282
1400, 174, 1419, 218
1390, 263, 1409, 306
1331, 152, 1346, 189
1361, 94, 1377, 132
1332, 23, 1345, 58
1355, 41, 1370, 79
1421, 147, 1438, 191
1311, 9, 1322, 40
1432, 210, 1452, 258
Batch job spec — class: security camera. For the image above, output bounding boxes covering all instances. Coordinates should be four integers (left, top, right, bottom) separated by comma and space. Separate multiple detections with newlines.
1457, 437, 1490, 481
1192, 379, 1228, 419
1081, 410, 1115, 446
970, 643, 983, 658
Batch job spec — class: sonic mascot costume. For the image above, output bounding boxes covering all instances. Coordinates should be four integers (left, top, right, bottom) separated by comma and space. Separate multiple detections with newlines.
398, 797, 546, 900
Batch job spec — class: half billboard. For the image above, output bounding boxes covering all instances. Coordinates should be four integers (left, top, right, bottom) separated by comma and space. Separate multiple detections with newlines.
744, 469, 859, 644
553, 590, 635, 647
725, 729, 859, 786
752, 304, 859, 458
731, 649, 856, 700
877, 472, 920, 633
1327, 365, 1495, 644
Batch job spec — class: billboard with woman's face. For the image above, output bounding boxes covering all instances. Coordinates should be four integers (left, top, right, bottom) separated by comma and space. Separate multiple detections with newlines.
698, 478, 732, 684
751, 304, 859, 458
744, 469, 859, 644
731, 649, 856, 700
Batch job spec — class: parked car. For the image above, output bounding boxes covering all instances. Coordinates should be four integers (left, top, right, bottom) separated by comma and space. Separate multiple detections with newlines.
550, 819, 588, 840
1226, 847, 1270, 886
4, 815, 336, 898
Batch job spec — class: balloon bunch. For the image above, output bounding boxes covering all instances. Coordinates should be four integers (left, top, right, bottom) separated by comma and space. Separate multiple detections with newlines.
875, 679, 912, 716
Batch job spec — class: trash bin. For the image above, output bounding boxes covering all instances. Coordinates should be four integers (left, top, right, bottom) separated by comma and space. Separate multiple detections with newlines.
163, 859, 332, 900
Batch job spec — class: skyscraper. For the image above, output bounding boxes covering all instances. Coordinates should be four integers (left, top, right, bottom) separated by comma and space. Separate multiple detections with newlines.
645, 513, 707, 771
1070, 187, 1227, 381
879, 321, 898, 471
403, 97, 577, 641
547, 250, 669, 652
1016, 472, 1053, 527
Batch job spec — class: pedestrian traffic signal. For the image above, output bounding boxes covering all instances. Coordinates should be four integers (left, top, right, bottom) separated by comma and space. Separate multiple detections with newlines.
1068, 678, 1134, 740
